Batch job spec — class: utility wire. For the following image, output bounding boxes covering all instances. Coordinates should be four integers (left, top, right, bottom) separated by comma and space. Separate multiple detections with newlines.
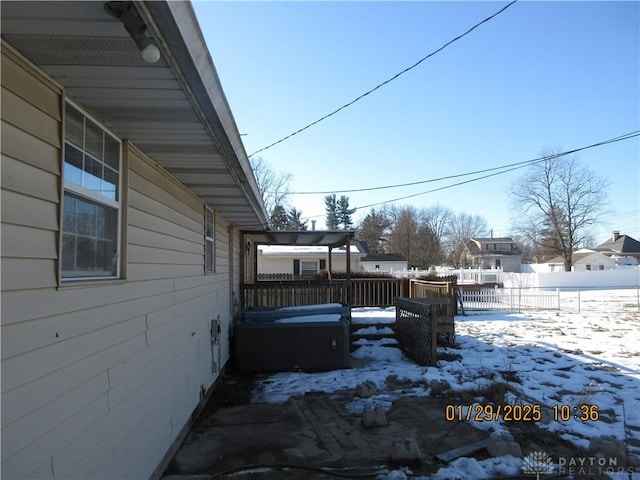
289, 131, 640, 223
279, 130, 639, 196
248, 0, 519, 158
239, 130, 638, 229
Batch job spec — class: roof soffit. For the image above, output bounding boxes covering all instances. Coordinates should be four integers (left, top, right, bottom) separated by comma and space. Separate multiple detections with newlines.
1, 0, 268, 228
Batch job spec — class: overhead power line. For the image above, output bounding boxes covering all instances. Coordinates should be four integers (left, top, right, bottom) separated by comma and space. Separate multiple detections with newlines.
284, 130, 639, 196
248, 0, 519, 158
240, 130, 638, 229
288, 130, 640, 222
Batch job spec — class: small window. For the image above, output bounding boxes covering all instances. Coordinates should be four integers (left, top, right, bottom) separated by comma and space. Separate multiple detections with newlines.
205, 207, 214, 273
495, 259, 501, 268
301, 261, 317, 276
62, 102, 121, 280
585, 264, 591, 271
598, 264, 604, 271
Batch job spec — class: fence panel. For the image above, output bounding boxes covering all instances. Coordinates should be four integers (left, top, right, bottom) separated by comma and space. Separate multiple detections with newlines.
409, 277, 458, 315
395, 298, 437, 366
460, 287, 559, 311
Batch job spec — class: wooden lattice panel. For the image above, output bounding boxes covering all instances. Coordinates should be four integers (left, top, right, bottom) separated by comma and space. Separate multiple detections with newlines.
395, 298, 437, 366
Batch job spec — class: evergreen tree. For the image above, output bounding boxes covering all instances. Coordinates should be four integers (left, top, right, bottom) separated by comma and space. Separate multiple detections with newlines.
337, 195, 356, 229
287, 208, 308, 230
357, 208, 390, 253
324, 194, 339, 229
270, 204, 289, 230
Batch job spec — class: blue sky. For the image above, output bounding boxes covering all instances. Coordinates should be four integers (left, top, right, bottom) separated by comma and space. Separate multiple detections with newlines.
192, 1, 639, 243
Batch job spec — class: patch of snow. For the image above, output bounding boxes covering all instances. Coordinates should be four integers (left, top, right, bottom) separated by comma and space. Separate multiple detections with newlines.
275, 303, 345, 312
353, 326, 395, 335
251, 288, 640, 479
273, 313, 342, 323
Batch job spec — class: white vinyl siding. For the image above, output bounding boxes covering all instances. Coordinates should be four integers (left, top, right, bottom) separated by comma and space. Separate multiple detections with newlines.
1, 45, 62, 295
258, 253, 361, 275
1, 46, 234, 480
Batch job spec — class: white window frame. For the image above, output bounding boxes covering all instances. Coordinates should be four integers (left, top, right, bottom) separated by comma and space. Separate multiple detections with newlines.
300, 261, 318, 276
205, 206, 215, 273
61, 100, 122, 281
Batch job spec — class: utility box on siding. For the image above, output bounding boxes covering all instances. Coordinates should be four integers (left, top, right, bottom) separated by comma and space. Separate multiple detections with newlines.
234, 303, 351, 372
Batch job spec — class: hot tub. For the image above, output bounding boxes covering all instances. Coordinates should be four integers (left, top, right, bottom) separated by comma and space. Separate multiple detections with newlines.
233, 303, 351, 373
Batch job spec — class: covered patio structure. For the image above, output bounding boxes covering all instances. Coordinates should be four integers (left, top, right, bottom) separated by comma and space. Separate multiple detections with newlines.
239, 229, 356, 310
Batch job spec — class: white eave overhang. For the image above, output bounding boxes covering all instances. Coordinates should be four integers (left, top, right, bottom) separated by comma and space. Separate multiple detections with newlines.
243, 230, 356, 249
1, 0, 269, 228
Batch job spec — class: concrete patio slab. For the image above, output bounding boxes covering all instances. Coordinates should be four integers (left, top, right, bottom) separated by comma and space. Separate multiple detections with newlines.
161, 372, 489, 479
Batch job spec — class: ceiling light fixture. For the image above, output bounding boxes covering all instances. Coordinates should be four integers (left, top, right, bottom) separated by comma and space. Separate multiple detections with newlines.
104, 1, 160, 64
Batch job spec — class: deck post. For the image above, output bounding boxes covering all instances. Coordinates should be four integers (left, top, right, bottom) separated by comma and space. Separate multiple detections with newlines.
346, 240, 351, 305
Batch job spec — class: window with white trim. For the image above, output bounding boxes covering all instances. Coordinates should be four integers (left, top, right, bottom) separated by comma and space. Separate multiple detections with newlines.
301, 261, 318, 276
61, 102, 121, 280
205, 207, 214, 273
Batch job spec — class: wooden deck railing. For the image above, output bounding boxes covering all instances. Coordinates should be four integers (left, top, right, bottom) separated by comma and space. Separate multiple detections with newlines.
240, 281, 348, 310
240, 278, 408, 309
350, 278, 407, 307
408, 277, 458, 315
240, 277, 457, 310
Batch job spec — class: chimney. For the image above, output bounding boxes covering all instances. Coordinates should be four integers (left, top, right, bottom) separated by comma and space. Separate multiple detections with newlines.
311, 220, 316, 231
612, 231, 620, 242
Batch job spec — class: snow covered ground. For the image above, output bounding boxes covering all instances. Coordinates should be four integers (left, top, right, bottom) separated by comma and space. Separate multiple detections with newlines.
250, 288, 640, 479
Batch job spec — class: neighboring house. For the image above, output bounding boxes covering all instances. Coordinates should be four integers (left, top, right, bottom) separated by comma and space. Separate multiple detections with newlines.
1, 3, 269, 479
546, 249, 617, 272
258, 243, 364, 276
595, 231, 640, 266
360, 252, 408, 273
463, 237, 523, 272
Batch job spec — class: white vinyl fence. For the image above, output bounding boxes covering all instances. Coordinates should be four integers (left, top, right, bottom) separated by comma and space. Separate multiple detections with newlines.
460, 286, 640, 313
460, 287, 559, 311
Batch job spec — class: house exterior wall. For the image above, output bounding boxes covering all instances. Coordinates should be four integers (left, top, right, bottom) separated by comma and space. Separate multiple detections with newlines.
571, 253, 617, 271
257, 246, 363, 276
258, 253, 360, 275
1, 47, 232, 480
360, 261, 408, 273
476, 255, 522, 272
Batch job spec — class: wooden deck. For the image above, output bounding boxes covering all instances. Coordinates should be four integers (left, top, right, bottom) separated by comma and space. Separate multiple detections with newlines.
240, 277, 408, 310
240, 277, 457, 311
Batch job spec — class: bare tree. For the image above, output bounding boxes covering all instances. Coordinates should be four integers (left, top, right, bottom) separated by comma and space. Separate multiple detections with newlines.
445, 212, 489, 267
250, 156, 292, 215
510, 150, 609, 271
423, 204, 454, 245
384, 205, 443, 269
